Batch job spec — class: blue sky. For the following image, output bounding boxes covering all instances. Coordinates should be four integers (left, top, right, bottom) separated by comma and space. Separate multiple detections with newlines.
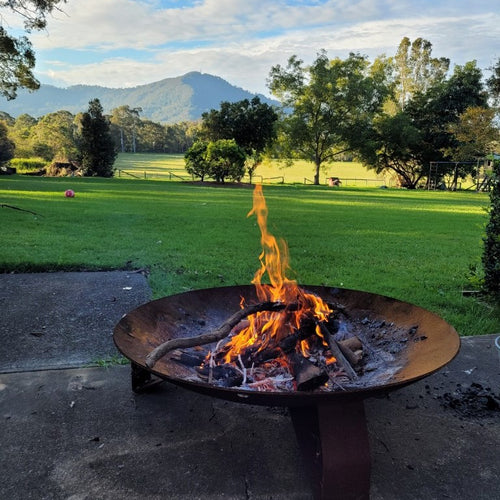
12, 0, 500, 95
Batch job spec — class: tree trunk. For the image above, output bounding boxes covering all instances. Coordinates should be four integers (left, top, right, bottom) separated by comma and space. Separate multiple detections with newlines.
314, 159, 321, 185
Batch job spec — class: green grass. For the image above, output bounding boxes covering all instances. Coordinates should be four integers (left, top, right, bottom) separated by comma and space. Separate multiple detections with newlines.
115, 153, 388, 185
1, 174, 497, 337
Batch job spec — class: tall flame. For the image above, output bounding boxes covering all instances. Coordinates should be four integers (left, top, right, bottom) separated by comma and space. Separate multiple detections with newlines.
222, 184, 333, 363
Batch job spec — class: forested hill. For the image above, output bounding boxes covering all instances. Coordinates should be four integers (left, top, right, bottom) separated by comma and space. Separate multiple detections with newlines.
0, 72, 277, 123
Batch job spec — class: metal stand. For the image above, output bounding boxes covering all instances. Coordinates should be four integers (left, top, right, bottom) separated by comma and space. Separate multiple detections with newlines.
131, 362, 163, 393
290, 399, 371, 500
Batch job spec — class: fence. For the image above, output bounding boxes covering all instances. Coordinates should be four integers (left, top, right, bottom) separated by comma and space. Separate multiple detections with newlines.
117, 169, 191, 181
117, 168, 389, 187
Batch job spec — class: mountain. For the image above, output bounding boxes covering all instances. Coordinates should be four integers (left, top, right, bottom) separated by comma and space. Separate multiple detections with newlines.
0, 72, 277, 123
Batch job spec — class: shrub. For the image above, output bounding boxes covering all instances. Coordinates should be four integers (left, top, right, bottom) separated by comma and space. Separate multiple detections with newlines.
482, 160, 500, 298
10, 157, 49, 173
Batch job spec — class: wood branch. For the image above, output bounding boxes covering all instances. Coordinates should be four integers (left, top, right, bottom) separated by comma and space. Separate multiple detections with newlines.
145, 301, 286, 368
318, 322, 358, 380
1, 203, 42, 216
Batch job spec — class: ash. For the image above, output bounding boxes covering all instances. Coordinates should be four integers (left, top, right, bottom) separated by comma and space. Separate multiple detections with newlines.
181, 308, 421, 393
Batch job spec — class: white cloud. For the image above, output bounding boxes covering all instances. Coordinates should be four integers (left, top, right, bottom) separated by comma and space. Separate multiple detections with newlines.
28, 0, 500, 95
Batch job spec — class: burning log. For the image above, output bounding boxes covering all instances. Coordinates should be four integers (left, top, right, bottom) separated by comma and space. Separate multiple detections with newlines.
318, 322, 359, 380
145, 301, 286, 368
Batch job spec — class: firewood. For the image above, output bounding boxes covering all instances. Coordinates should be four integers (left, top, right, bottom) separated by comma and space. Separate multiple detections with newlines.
145, 301, 286, 368
287, 352, 329, 391
338, 336, 362, 352
337, 340, 362, 367
317, 322, 358, 380
196, 363, 243, 387
169, 350, 207, 367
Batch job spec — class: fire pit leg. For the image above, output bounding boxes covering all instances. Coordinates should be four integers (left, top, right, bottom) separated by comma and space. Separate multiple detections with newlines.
290, 399, 371, 500
131, 362, 163, 393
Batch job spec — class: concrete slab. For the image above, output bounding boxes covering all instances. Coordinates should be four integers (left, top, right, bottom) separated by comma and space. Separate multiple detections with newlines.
0, 273, 498, 499
0, 271, 152, 372
0, 335, 499, 500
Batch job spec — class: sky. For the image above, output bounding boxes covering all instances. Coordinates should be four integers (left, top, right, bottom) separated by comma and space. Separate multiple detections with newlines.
8, 0, 500, 96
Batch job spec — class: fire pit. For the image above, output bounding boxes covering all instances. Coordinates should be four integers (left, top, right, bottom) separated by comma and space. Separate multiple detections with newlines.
114, 284, 459, 499
113, 185, 459, 499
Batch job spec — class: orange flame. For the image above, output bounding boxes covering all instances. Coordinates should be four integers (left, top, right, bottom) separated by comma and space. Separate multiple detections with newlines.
222, 185, 334, 365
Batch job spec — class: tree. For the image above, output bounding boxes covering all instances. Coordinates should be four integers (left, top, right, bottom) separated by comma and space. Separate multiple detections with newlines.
184, 140, 209, 181
165, 121, 198, 153
486, 57, 500, 105
138, 119, 166, 152
200, 97, 278, 181
359, 60, 488, 188
405, 61, 488, 183
109, 105, 142, 153
393, 37, 449, 109
0, 120, 14, 164
356, 111, 425, 188
268, 51, 390, 184
206, 139, 246, 183
449, 107, 499, 161
0, 1, 66, 99
77, 99, 117, 177
482, 160, 500, 298
31, 110, 78, 161
7, 112, 36, 156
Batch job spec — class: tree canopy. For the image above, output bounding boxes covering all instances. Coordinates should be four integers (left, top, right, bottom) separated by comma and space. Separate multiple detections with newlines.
0, 1, 66, 99
268, 50, 390, 184
77, 99, 117, 177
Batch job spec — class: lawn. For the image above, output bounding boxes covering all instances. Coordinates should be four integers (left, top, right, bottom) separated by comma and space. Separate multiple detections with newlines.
1, 174, 497, 337
115, 153, 390, 185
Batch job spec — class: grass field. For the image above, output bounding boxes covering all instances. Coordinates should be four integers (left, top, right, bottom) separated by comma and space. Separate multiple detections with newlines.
1, 173, 497, 337
115, 153, 391, 186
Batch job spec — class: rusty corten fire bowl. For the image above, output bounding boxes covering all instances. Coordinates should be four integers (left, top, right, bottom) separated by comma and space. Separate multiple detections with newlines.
113, 285, 460, 406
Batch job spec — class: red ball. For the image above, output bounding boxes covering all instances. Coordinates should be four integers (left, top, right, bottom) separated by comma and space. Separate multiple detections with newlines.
65, 189, 75, 198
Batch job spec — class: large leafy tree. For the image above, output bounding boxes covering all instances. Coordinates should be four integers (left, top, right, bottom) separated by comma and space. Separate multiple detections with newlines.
184, 139, 246, 183
268, 51, 390, 184
359, 60, 489, 188
200, 97, 278, 182
184, 140, 209, 181
77, 99, 117, 177
0, 1, 66, 100
206, 139, 246, 183
30, 110, 78, 161
406, 61, 488, 178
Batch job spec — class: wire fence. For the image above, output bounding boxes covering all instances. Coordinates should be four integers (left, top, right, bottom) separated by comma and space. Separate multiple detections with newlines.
116, 168, 390, 187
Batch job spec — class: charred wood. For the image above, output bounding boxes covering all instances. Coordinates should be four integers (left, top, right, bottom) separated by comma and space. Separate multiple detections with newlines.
287, 352, 329, 391
196, 363, 243, 387
318, 322, 359, 380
